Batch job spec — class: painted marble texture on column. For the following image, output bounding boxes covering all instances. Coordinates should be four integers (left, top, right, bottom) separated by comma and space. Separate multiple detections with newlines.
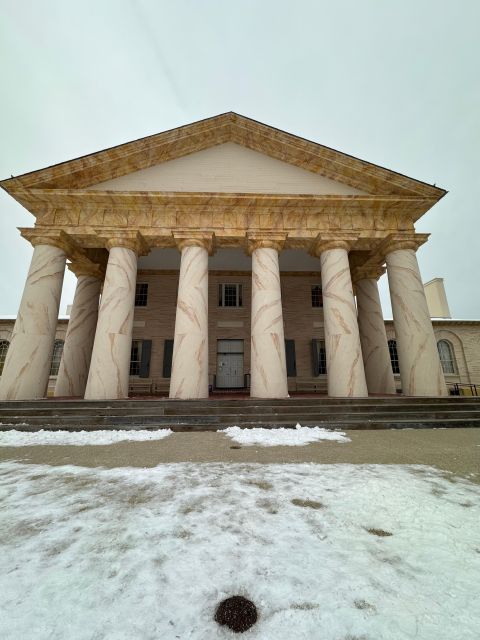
54, 275, 101, 397
0, 244, 66, 400
356, 278, 396, 395
386, 248, 448, 396
169, 245, 209, 399
321, 248, 368, 397
84, 247, 137, 400
250, 247, 288, 398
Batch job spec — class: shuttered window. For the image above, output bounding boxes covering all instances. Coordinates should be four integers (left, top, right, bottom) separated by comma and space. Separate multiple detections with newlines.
163, 339, 174, 378
285, 339, 297, 377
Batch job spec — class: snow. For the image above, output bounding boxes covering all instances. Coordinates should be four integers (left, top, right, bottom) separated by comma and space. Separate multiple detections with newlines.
0, 428, 173, 446
221, 424, 351, 446
0, 461, 479, 639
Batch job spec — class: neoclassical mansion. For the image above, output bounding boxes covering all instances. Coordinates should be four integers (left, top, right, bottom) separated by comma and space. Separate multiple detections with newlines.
0, 113, 479, 401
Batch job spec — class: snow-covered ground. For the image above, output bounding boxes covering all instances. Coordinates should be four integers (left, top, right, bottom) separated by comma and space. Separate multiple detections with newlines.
221, 424, 351, 446
0, 461, 479, 639
0, 428, 173, 446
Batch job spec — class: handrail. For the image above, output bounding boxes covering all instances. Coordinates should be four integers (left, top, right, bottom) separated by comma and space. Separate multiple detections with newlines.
448, 382, 479, 396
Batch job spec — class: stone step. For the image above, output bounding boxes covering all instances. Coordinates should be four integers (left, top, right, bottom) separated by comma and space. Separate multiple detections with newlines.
1, 410, 480, 428
1, 402, 480, 418
1, 396, 479, 411
1, 416, 480, 432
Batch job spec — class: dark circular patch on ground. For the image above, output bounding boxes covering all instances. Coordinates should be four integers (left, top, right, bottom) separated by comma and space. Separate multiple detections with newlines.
214, 595, 258, 633
230, 445, 242, 449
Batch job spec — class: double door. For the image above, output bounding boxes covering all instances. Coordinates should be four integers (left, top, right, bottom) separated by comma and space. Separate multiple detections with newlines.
216, 339, 244, 388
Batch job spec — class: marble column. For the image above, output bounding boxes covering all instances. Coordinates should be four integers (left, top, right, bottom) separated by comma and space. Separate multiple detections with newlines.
169, 237, 210, 399
0, 241, 67, 400
354, 269, 396, 395
385, 243, 448, 396
249, 237, 288, 398
54, 266, 102, 397
313, 238, 368, 397
84, 240, 139, 400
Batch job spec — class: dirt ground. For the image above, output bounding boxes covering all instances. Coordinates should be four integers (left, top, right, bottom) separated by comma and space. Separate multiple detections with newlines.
1, 428, 479, 480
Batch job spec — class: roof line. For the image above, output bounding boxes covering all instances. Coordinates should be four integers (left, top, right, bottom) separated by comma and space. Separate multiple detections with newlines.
1, 110, 447, 196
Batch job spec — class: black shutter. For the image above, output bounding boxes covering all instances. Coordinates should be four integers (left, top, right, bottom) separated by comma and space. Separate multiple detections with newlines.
311, 339, 320, 376
285, 339, 297, 377
162, 339, 174, 378
139, 340, 152, 378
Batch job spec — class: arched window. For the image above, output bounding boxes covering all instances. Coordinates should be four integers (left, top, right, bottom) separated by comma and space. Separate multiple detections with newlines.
388, 339, 400, 374
49, 340, 64, 376
0, 340, 10, 376
437, 340, 456, 374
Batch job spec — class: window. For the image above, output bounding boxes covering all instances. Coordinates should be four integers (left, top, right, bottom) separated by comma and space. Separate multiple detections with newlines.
49, 340, 64, 376
0, 340, 10, 376
437, 340, 456, 374
312, 339, 327, 375
218, 283, 243, 307
130, 340, 143, 376
311, 285, 323, 308
135, 283, 148, 307
388, 339, 400, 374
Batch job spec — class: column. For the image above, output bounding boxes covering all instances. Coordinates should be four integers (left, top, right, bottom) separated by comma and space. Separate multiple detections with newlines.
384, 238, 447, 396
169, 235, 211, 399
313, 236, 368, 397
249, 236, 288, 398
353, 268, 396, 395
54, 264, 103, 397
0, 239, 67, 400
84, 236, 141, 400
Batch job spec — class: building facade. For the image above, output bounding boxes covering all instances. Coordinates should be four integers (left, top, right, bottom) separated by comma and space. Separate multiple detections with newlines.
1, 112, 471, 401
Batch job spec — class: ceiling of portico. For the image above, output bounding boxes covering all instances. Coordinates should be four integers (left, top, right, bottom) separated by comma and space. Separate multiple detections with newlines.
88, 143, 366, 196
138, 247, 322, 271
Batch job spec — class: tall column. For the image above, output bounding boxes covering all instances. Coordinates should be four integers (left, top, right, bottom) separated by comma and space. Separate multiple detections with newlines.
353, 267, 396, 395
54, 264, 103, 397
312, 235, 368, 398
84, 234, 143, 400
0, 237, 67, 400
383, 236, 447, 396
248, 235, 288, 399
169, 234, 212, 399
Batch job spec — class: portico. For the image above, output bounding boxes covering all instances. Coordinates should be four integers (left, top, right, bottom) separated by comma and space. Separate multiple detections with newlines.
0, 112, 448, 401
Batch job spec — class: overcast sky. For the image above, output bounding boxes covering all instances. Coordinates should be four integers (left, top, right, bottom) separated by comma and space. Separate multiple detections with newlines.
1, 0, 479, 318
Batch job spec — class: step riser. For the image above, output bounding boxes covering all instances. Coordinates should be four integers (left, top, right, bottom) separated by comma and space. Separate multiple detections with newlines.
2, 403, 480, 418
1, 420, 480, 432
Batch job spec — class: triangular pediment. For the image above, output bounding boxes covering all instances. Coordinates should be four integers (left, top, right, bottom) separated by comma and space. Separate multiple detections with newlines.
87, 142, 366, 195
1, 112, 446, 202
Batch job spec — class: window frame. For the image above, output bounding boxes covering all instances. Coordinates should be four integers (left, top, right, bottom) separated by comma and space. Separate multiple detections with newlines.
49, 339, 65, 376
129, 340, 143, 376
437, 339, 456, 374
218, 283, 243, 308
0, 340, 10, 376
311, 284, 323, 308
135, 283, 149, 307
388, 339, 400, 375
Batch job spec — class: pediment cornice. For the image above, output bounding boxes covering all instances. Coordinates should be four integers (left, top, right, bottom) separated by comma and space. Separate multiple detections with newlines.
1, 112, 446, 204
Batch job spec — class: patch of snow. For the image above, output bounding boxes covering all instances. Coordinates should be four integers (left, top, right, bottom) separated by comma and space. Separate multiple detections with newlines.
0, 428, 173, 446
221, 424, 351, 446
0, 462, 479, 639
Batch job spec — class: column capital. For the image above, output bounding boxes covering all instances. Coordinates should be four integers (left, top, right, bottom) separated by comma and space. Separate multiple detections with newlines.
172, 231, 215, 255
19, 228, 72, 254
310, 232, 358, 256
351, 265, 386, 284
378, 233, 429, 257
246, 232, 287, 255
67, 261, 105, 279
97, 230, 149, 255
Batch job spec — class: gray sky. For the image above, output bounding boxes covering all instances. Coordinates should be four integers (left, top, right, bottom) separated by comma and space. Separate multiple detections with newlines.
1, 0, 479, 318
